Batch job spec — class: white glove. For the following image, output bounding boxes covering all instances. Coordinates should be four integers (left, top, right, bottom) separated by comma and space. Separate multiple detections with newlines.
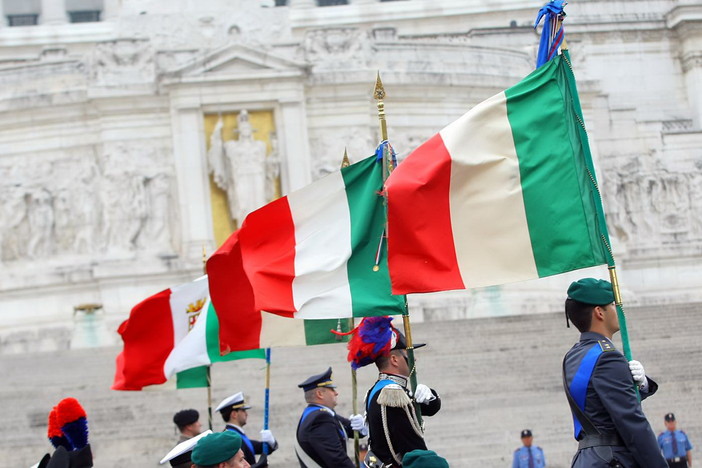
349, 414, 368, 436
628, 360, 649, 391
413, 384, 436, 404
260, 429, 276, 445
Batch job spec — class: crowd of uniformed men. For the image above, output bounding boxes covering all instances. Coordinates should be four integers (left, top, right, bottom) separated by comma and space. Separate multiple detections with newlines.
35, 278, 694, 468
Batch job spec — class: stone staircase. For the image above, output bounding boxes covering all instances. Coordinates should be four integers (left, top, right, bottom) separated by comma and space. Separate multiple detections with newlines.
2, 303, 699, 467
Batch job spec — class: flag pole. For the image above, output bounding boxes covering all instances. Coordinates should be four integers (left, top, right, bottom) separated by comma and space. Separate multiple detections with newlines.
263, 347, 272, 454
340, 150, 361, 468
373, 73, 423, 426
556, 30, 636, 395
202, 245, 214, 431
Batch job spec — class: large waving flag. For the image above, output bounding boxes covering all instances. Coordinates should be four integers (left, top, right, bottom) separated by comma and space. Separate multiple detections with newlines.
208, 155, 404, 348
112, 276, 210, 390
385, 52, 611, 294
112, 276, 263, 390
165, 300, 350, 376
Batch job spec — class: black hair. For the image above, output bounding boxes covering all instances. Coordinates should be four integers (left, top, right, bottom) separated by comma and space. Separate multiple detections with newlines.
565, 298, 595, 333
220, 407, 233, 423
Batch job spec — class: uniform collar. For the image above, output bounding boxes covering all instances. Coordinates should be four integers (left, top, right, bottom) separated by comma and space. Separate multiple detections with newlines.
226, 423, 245, 434
580, 331, 609, 342
309, 404, 335, 416
378, 373, 408, 388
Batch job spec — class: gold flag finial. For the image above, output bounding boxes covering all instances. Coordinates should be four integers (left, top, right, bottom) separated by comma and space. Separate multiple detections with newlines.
341, 148, 350, 168
373, 72, 386, 101
373, 71, 389, 144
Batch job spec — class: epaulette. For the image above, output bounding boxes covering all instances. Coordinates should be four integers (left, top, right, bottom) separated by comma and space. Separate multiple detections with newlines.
317, 407, 335, 417
598, 339, 616, 352
377, 383, 411, 408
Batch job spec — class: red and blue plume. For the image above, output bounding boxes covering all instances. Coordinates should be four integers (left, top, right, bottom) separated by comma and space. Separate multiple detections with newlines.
47, 406, 72, 450
346, 316, 395, 369
56, 398, 89, 450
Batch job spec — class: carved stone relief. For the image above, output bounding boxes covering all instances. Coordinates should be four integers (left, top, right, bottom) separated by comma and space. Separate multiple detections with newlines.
302, 28, 371, 70
601, 156, 700, 253
309, 126, 376, 179
0, 143, 176, 264
92, 39, 156, 86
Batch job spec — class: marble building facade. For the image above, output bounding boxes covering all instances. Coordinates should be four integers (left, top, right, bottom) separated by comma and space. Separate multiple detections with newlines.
0, 0, 700, 351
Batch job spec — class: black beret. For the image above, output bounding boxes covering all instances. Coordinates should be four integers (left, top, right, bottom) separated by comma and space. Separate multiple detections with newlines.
173, 409, 199, 427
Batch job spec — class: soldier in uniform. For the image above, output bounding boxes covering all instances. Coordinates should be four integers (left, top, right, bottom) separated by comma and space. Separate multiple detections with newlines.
295, 367, 366, 468
160, 430, 212, 468
216, 392, 277, 468
563, 278, 667, 468
191, 431, 250, 468
658, 413, 693, 468
173, 408, 202, 443
512, 429, 546, 468
347, 316, 441, 468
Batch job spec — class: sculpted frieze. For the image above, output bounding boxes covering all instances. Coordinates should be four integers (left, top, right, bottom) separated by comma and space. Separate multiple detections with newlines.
92, 39, 155, 86
0, 143, 176, 264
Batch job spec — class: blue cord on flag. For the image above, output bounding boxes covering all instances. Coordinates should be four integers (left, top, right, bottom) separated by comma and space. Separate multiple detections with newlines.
534, 0, 567, 68
375, 140, 398, 167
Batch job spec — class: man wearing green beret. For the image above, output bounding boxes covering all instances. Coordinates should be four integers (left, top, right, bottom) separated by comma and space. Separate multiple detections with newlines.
562, 278, 667, 468
191, 431, 251, 468
402, 449, 449, 468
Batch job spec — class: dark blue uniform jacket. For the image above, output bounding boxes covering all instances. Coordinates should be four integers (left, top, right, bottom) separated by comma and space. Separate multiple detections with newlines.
563, 332, 667, 468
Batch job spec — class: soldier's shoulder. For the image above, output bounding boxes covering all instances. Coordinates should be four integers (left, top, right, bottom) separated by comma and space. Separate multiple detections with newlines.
597, 339, 617, 352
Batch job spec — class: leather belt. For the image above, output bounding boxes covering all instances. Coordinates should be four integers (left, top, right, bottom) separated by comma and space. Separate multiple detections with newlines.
667, 457, 684, 463
578, 433, 624, 449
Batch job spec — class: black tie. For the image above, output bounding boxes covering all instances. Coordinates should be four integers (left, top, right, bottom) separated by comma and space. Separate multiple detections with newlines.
672, 431, 679, 457
528, 448, 534, 468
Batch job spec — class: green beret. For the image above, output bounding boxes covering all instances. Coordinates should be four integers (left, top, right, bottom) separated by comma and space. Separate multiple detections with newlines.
191, 431, 242, 465
402, 450, 449, 468
567, 278, 614, 305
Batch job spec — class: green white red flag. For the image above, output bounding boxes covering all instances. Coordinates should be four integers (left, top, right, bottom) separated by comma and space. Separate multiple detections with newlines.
112, 276, 211, 390
208, 155, 404, 353
385, 52, 611, 294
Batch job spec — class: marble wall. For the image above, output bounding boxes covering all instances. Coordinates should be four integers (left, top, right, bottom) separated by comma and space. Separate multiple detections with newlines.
0, 0, 700, 350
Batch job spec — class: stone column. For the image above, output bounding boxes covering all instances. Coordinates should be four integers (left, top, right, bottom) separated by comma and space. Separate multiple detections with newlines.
279, 100, 312, 193
171, 107, 217, 261
289, 0, 316, 8
41, 0, 67, 24
102, 0, 121, 20
683, 53, 702, 127
668, 3, 702, 126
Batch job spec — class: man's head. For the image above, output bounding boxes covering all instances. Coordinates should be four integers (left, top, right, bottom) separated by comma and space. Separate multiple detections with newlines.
173, 409, 201, 438
664, 413, 677, 431
402, 449, 449, 468
215, 393, 251, 427
192, 431, 250, 468
160, 430, 213, 468
565, 278, 618, 336
346, 316, 425, 373
520, 429, 533, 447
299, 367, 339, 409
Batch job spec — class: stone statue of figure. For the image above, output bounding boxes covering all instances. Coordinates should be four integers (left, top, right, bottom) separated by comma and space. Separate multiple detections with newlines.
27, 188, 54, 258
208, 110, 274, 224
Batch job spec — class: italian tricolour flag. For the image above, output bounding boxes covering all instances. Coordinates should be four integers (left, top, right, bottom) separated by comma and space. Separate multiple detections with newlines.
112, 276, 212, 390
113, 276, 351, 389
208, 155, 404, 353
385, 52, 611, 294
